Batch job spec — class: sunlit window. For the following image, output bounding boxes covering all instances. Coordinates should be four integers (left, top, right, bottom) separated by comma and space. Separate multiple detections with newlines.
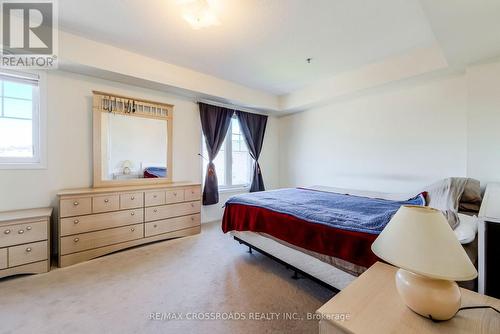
0, 71, 42, 167
202, 117, 252, 188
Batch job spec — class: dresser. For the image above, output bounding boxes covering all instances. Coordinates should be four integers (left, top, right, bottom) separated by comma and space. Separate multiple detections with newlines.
0, 208, 52, 279
57, 183, 201, 267
478, 182, 500, 298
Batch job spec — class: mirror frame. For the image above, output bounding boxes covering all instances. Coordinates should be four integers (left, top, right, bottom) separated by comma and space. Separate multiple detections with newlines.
92, 91, 173, 187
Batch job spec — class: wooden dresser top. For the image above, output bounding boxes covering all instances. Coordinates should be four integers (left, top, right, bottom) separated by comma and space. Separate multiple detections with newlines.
0, 207, 53, 223
317, 262, 500, 334
57, 182, 201, 197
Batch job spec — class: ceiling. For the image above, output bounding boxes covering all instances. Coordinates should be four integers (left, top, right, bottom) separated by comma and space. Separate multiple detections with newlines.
58, 0, 438, 95
58, 0, 500, 96
419, 0, 500, 67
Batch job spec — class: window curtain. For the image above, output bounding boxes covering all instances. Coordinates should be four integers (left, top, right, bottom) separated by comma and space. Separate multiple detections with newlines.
199, 102, 234, 205
236, 111, 268, 192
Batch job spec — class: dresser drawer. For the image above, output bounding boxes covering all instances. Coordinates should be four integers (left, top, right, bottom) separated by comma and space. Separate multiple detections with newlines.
120, 192, 144, 209
92, 194, 120, 213
184, 187, 201, 201
145, 201, 201, 222
145, 191, 166, 207
0, 248, 6, 269
145, 214, 200, 237
60, 197, 92, 218
60, 223, 143, 255
0, 220, 47, 248
60, 209, 143, 236
166, 189, 185, 204
8, 241, 48, 267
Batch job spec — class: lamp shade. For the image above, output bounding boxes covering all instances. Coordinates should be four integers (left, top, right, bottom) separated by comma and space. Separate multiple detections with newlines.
371, 205, 477, 281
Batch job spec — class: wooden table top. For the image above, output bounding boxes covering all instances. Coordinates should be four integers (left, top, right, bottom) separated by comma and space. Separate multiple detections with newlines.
57, 182, 201, 196
317, 262, 500, 334
0, 207, 52, 223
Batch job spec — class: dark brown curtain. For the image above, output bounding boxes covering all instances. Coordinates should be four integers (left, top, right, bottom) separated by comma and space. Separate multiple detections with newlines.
236, 111, 268, 192
199, 102, 234, 205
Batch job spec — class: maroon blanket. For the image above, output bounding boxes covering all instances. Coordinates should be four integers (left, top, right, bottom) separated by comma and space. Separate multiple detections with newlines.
222, 203, 379, 268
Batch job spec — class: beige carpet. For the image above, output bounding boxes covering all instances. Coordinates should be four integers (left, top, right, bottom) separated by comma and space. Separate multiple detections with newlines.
0, 221, 334, 334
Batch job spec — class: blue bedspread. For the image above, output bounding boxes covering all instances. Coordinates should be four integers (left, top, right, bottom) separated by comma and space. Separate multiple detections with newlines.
225, 188, 425, 234
144, 167, 166, 178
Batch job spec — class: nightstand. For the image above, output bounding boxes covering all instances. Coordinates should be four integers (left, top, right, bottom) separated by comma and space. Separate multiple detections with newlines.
0, 208, 52, 279
317, 262, 500, 334
478, 182, 500, 298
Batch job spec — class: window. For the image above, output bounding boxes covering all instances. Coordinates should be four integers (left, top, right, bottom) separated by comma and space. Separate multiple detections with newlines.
202, 117, 252, 189
0, 71, 45, 168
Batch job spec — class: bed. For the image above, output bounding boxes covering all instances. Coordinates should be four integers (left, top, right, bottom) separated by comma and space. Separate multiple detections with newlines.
143, 167, 167, 178
222, 178, 481, 291
141, 162, 167, 178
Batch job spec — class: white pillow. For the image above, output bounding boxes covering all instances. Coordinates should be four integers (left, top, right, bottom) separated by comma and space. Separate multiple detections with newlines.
455, 214, 478, 245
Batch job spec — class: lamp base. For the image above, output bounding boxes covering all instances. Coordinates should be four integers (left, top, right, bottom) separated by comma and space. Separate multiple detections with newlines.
395, 268, 461, 321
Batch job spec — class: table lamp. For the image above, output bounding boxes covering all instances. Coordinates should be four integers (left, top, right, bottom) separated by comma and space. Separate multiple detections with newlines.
122, 160, 133, 175
371, 205, 478, 321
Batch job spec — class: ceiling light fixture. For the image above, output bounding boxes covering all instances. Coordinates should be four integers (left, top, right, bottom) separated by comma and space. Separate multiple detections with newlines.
177, 0, 220, 30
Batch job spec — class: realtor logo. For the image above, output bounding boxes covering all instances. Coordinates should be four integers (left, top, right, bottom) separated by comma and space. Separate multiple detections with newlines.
1, 0, 58, 68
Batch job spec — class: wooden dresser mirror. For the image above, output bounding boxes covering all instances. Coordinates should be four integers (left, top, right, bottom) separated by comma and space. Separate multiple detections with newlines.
92, 91, 173, 187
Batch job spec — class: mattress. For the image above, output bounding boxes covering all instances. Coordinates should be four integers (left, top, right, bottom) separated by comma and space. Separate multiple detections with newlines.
258, 232, 367, 276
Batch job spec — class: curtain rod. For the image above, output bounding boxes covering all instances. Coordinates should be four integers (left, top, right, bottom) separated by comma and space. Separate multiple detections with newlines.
197, 98, 268, 116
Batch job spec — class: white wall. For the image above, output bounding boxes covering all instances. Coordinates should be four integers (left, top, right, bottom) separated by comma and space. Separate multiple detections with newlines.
279, 74, 468, 193
467, 60, 500, 186
279, 60, 500, 192
0, 70, 280, 223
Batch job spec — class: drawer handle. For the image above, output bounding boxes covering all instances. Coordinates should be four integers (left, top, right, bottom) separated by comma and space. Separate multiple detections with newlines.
26, 247, 32, 253
173, 193, 177, 196
104, 199, 109, 203
26, 226, 32, 231
131, 196, 135, 200
130, 228, 135, 232
153, 195, 158, 198
191, 203, 195, 207
73, 237, 79, 243
153, 224, 157, 228
18, 230, 25, 234
73, 201, 79, 206
131, 212, 135, 216
191, 217, 195, 221
153, 209, 158, 213
74, 219, 79, 224
192, 191, 195, 194
4, 229, 11, 235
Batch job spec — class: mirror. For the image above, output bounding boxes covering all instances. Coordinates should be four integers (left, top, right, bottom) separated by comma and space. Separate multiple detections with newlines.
101, 113, 168, 180
93, 91, 173, 187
